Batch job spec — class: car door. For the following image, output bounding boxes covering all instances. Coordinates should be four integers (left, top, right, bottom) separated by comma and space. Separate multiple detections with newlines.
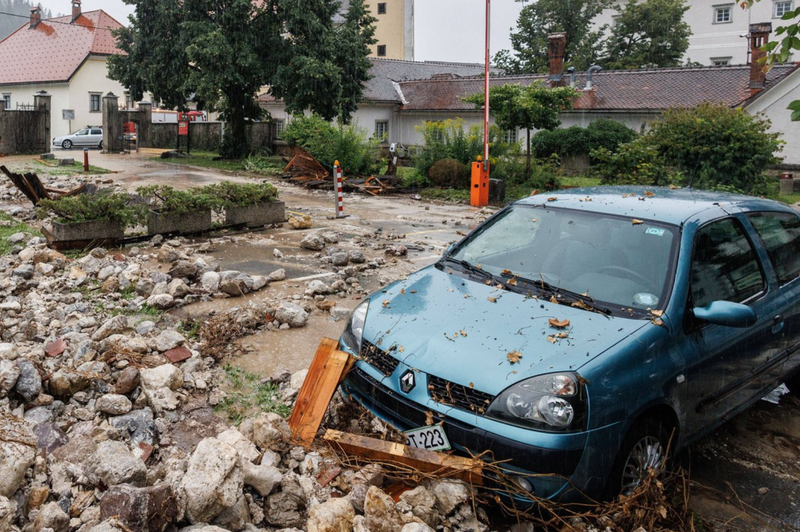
73, 129, 89, 146
89, 128, 102, 146
746, 211, 800, 378
682, 216, 787, 438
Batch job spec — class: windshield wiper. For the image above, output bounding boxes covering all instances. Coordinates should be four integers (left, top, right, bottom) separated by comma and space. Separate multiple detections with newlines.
500, 271, 613, 315
441, 257, 496, 283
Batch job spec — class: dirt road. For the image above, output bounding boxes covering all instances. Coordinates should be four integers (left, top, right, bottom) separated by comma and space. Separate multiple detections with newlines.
4, 150, 800, 530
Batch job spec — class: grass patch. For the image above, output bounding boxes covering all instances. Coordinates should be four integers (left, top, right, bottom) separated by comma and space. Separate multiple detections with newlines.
215, 364, 291, 425
0, 213, 42, 255
558, 175, 602, 188
178, 318, 202, 340
156, 151, 286, 175
34, 160, 111, 175
420, 188, 470, 202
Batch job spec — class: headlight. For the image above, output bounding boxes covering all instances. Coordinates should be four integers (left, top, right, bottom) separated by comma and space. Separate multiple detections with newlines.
340, 299, 369, 354
486, 373, 586, 432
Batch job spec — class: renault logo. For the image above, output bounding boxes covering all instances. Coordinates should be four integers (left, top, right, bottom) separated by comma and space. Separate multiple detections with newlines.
400, 370, 416, 393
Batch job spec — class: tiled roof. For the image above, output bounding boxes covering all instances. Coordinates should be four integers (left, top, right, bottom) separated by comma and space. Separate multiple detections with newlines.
258, 57, 492, 104
0, 10, 123, 85
396, 64, 800, 112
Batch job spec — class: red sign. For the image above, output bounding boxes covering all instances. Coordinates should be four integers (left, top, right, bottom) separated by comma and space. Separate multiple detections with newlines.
178, 121, 189, 136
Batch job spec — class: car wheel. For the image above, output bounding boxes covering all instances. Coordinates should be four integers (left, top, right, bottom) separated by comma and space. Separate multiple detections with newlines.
98, 140, 103, 150
608, 418, 672, 498
62, 140, 72, 150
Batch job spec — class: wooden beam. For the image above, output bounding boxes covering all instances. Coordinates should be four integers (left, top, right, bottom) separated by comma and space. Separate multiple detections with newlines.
323, 430, 484, 486
288, 338, 352, 447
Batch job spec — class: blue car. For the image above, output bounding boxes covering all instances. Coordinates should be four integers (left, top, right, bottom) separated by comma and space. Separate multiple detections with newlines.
338, 186, 800, 501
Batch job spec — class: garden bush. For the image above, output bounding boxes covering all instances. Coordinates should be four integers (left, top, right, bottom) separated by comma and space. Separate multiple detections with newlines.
532, 119, 637, 159
590, 137, 681, 187
428, 158, 467, 188
37, 191, 144, 230
282, 114, 381, 176
202, 181, 278, 212
136, 185, 217, 214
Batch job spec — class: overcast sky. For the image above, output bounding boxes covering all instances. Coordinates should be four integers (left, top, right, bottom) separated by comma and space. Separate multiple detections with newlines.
33, 0, 523, 63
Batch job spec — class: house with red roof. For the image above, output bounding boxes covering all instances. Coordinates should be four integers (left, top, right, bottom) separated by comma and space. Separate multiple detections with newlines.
0, 1, 136, 139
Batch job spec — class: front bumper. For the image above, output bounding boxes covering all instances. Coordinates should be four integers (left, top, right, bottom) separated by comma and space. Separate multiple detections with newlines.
342, 364, 594, 500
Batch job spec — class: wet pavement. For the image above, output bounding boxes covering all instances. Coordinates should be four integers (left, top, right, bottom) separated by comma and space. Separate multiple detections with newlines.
4, 150, 800, 530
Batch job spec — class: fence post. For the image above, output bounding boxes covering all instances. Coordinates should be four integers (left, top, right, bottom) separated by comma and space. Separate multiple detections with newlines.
334, 160, 344, 218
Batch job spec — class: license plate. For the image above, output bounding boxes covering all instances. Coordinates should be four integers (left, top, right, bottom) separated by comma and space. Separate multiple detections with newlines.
404, 424, 451, 451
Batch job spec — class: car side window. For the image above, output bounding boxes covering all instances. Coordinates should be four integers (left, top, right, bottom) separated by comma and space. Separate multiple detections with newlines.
91, 129, 102, 135
690, 218, 765, 308
748, 212, 800, 285
76, 129, 88, 136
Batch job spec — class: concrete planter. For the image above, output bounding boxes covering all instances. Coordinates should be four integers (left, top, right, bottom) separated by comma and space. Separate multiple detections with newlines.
224, 201, 286, 228
147, 209, 212, 235
51, 219, 124, 241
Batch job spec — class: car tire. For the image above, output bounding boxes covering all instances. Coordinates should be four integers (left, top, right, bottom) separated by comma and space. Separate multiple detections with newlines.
98, 140, 103, 150
62, 140, 72, 150
607, 418, 672, 499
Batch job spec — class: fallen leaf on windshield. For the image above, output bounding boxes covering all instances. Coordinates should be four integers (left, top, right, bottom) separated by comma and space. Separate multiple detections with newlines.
496, 284, 506, 290
547, 197, 558, 202
507, 351, 523, 364
400, 288, 406, 294
547, 332, 569, 343
501, 269, 513, 276
571, 300, 593, 311
632, 219, 644, 225
531, 218, 538, 223
425, 411, 435, 426
547, 336, 557, 344
530, 189, 539, 196
669, 184, 678, 190
382, 300, 390, 308
644, 191, 655, 197
487, 297, 497, 303
485, 279, 492, 285
549, 318, 570, 328
550, 296, 559, 305
507, 278, 518, 286
460, 330, 468, 337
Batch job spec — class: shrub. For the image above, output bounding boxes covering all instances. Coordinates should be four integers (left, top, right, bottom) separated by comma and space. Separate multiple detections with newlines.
413, 119, 485, 181
532, 119, 638, 159
428, 159, 468, 188
136, 185, 217, 214
644, 103, 782, 195
589, 137, 682, 187
282, 114, 381, 176
37, 191, 144, 230
202, 181, 278, 212
585, 119, 638, 154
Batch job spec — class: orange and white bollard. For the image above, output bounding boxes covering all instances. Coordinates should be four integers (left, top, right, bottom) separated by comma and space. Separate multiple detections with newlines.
334, 160, 344, 218
83, 148, 89, 172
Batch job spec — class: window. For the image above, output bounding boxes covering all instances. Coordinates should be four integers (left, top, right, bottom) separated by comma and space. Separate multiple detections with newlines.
503, 129, 518, 144
711, 57, 732, 66
714, 4, 733, 23
690, 218, 765, 308
375, 120, 388, 140
377, 44, 387, 57
377, 2, 386, 14
274, 119, 285, 139
775, 0, 793, 17
1, 94, 9, 110
89, 93, 101, 112
748, 212, 800, 284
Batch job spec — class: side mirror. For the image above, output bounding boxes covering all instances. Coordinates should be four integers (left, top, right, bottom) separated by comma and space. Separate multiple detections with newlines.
693, 301, 757, 328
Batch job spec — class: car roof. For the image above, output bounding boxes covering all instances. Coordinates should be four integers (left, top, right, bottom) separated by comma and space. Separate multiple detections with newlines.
515, 186, 793, 226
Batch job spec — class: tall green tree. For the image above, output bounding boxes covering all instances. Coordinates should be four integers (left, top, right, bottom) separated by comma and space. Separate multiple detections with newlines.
109, 0, 375, 159
464, 82, 577, 179
744, 0, 800, 121
602, 0, 691, 69
493, 0, 612, 74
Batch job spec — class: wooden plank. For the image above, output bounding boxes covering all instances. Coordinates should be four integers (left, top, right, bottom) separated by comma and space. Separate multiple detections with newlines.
24, 172, 51, 202
1, 165, 39, 204
323, 430, 484, 485
288, 338, 352, 446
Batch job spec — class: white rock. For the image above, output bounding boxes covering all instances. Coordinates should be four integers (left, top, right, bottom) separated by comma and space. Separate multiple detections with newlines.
251, 275, 268, 291
290, 369, 308, 392
0, 343, 19, 361
140, 364, 184, 391
201, 271, 221, 292
92, 315, 130, 341
242, 462, 283, 497
0, 360, 20, 395
274, 303, 309, 328
306, 498, 355, 532
95, 394, 132, 415
430, 479, 471, 515
147, 294, 174, 309
252, 413, 291, 450
144, 387, 180, 412
85, 440, 147, 487
179, 438, 243, 524
0, 415, 36, 497
0, 496, 17, 531
268, 268, 286, 282
217, 429, 260, 463
155, 330, 186, 352
273, 249, 284, 258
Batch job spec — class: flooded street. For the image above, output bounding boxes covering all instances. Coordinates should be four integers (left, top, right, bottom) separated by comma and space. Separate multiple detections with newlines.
4, 151, 800, 530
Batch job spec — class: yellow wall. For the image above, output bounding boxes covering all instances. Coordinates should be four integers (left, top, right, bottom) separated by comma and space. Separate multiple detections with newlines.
367, 0, 414, 60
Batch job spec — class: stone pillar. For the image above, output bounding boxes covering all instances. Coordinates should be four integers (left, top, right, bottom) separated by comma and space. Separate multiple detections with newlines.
34, 91, 51, 153
0, 100, 5, 112
102, 92, 120, 153
137, 101, 152, 148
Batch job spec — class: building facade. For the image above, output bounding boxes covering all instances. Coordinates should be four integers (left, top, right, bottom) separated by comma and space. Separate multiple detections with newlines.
365, 0, 414, 61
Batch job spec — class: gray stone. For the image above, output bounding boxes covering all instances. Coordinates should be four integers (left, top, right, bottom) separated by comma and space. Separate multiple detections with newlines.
252, 413, 291, 451
32, 501, 69, 532
0, 415, 36, 497
0, 496, 17, 531
169, 260, 199, 279
211, 494, 251, 531
167, 279, 191, 298
147, 294, 175, 309
155, 330, 185, 353
86, 440, 147, 487
274, 303, 309, 328
7, 232, 27, 244
109, 408, 157, 446
268, 269, 286, 282
400, 524, 435, 532
251, 275, 268, 291
331, 252, 349, 267
348, 250, 366, 264
306, 498, 355, 532
32, 422, 69, 455
0, 359, 20, 396
216, 429, 260, 463
306, 280, 332, 295
201, 271, 221, 292
363, 486, 405, 532
100, 483, 177, 532
144, 386, 180, 412
242, 462, 282, 497
96, 394, 133, 415
48, 370, 90, 399
0, 343, 18, 360
179, 437, 243, 524
93, 315, 130, 341
98, 265, 116, 281
115, 367, 140, 395
330, 307, 351, 322
300, 234, 325, 251
219, 277, 250, 296
135, 321, 156, 335
430, 479, 470, 515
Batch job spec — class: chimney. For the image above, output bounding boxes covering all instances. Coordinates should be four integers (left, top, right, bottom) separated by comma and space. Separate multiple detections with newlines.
29, 7, 41, 29
548, 33, 567, 86
72, 0, 82, 22
749, 22, 772, 93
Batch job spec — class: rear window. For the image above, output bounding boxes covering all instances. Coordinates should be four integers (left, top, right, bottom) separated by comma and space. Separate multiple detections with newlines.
748, 212, 800, 285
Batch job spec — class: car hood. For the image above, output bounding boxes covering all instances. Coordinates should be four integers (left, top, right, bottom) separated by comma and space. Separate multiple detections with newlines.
362, 264, 649, 395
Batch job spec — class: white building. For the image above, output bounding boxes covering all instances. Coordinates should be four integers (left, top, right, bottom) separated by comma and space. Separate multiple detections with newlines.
595, 0, 794, 66
0, 1, 136, 139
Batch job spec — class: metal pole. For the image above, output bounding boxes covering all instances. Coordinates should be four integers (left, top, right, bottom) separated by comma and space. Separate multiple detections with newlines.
483, 0, 491, 171
334, 160, 344, 218
83, 148, 89, 172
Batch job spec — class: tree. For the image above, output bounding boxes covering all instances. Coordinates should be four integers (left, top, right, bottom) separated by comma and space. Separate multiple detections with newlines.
601, 0, 691, 69
464, 82, 577, 179
744, 0, 800, 121
493, 0, 612, 74
109, 0, 375, 159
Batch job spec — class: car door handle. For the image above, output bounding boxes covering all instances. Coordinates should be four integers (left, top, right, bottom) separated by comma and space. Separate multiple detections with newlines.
774, 315, 784, 324
772, 314, 785, 334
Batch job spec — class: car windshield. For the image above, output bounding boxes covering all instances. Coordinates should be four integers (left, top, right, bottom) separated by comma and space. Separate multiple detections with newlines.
449, 204, 678, 313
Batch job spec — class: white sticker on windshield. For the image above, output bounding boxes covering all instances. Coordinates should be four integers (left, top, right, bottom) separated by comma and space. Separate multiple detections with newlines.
646, 227, 665, 237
